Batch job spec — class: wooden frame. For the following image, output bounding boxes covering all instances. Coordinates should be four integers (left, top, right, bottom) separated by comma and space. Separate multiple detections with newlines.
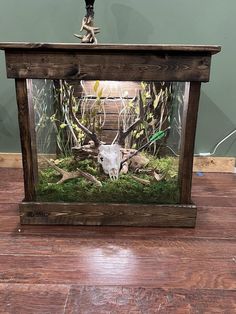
0, 43, 221, 227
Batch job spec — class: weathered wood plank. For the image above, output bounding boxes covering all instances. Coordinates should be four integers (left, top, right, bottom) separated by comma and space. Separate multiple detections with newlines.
101, 130, 119, 143
19, 202, 197, 227
6, 51, 212, 81
0, 42, 221, 54
179, 82, 201, 203
1, 206, 236, 238
84, 99, 125, 113
80, 80, 139, 98
15, 79, 37, 201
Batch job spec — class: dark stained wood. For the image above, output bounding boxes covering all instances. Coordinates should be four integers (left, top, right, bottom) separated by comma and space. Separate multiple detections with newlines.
26, 79, 39, 184
1, 206, 236, 238
179, 82, 201, 204
15, 79, 37, 201
0, 42, 221, 54
19, 202, 197, 227
5, 51, 212, 81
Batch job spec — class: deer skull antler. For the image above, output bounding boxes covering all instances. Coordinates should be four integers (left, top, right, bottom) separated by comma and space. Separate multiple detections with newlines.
66, 83, 148, 180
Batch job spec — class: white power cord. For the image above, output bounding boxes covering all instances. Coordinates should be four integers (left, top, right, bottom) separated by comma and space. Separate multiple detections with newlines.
166, 128, 236, 157
195, 128, 236, 157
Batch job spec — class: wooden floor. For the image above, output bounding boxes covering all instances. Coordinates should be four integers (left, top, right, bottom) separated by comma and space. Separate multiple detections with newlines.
0, 168, 235, 313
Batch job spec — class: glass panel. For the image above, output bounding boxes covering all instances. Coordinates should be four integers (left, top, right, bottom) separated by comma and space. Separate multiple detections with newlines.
29, 79, 189, 204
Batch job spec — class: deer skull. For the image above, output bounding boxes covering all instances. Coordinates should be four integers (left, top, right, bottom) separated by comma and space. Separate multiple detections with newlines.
98, 144, 122, 180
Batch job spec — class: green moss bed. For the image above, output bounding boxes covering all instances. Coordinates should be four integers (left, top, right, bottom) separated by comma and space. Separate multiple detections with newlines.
36, 155, 180, 204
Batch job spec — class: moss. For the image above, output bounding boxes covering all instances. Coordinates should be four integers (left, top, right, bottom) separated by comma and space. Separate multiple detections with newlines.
36, 155, 180, 204
145, 154, 178, 180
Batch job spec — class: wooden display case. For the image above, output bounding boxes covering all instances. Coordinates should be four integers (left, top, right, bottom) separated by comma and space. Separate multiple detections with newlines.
0, 43, 221, 227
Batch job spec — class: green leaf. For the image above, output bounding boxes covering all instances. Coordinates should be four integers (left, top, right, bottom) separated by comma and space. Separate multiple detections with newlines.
139, 130, 144, 136
153, 91, 162, 109
141, 82, 147, 90
60, 123, 67, 129
50, 114, 56, 122
93, 80, 100, 93
97, 88, 103, 98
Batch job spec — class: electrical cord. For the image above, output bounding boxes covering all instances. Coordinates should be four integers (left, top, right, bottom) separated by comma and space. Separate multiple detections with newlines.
166, 128, 236, 157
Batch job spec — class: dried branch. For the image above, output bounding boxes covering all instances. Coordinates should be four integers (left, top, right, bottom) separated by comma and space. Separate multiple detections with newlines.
117, 91, 145, 146
64, 81, 101, 148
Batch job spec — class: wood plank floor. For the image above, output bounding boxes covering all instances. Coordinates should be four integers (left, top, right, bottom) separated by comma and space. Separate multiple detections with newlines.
0, 168, 235, 313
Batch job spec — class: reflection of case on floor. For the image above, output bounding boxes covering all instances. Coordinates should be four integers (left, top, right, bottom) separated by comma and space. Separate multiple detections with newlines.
0, 42, 221, 227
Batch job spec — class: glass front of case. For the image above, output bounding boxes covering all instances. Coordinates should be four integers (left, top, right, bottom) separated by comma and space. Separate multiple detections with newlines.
28, 79, 189, 204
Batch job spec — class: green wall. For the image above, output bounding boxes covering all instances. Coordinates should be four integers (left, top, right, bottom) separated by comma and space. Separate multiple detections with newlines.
0, 0, 235, 155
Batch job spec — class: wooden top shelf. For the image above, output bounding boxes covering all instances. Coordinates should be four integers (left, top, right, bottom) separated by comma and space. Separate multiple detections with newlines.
0, 42, 221, 55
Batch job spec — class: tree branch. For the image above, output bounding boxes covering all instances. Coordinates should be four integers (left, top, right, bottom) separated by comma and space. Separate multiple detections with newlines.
117, 90, 145, 146
64, 81, 101, 148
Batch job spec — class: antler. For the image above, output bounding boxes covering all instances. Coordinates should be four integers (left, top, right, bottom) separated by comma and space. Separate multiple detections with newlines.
64, 81, 102, 148
116, 90, 145, 146
74, 16, 100, 44
74, 0, 100, 44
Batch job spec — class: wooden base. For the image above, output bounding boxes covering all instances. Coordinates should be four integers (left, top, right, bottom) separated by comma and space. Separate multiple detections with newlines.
19, 202, 197, 227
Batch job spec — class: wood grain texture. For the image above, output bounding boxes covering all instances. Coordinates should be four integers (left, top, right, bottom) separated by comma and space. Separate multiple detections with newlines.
0, 42, 221, 54
5, 51, 212, 81
19, 202, 197, 227
64, 286, 236, 314
179, 82, 201, 204
0, 169, 235, 312
193, 157, 235, 173
0, 253, 235, 288
15, 79, 37, 201
0, 284, 69, 314
0, 153, 22, 168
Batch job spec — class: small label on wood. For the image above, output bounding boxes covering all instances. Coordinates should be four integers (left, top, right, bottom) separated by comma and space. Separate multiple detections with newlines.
26, 211, 49, 218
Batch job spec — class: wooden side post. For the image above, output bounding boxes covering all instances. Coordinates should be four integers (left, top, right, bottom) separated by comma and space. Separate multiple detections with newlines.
179, 82, 201, 204
15, 79, 38, 201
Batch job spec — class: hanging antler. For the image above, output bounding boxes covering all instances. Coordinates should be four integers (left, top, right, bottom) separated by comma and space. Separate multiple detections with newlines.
74, 0, 100, 44
115, 90, 146, 146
